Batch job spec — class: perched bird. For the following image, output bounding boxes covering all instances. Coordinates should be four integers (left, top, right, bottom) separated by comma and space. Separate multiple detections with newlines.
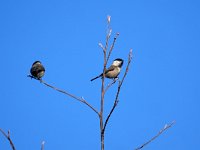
30, 61, 45, 79
91, 58, 124, 81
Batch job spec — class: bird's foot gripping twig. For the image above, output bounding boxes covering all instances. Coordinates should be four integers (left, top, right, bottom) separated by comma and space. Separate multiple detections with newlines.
27, 74, 34, 79
27, 75, 41, 81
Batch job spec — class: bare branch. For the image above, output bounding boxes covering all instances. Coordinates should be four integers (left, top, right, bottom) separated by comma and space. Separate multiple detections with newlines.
107, 15, 111, 24
102, 92, 118, 134
135, 121, 175, 150
0, 129, 16, 150
41, 141, 45, 150
103, 49, 133, 134
99, 27, 111, 55
27, 77, 100, 116
99, 15, 116, 150
41, 80, 100, 116
100, 38, 107, 150
105, 78, 118, 93
99, 42, 105, 52
105, 17, 112, 54
106, 32, 120, 63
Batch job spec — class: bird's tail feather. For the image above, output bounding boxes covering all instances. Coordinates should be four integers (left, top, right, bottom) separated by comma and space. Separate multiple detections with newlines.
90, 74, 102, 81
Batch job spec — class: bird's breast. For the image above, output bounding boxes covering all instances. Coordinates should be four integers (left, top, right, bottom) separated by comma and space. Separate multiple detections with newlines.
105, 67, 120, 78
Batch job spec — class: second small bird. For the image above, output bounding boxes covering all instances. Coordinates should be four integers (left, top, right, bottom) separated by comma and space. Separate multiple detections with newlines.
91, 58, 124, 81
30, 61, 45, 80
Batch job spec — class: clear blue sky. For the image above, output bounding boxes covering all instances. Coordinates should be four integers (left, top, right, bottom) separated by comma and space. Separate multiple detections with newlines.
0, 0, 200, 150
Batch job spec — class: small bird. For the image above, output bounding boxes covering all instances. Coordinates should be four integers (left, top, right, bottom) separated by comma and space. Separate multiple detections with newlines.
91, 58, 124, 81
30, 61, 45, 80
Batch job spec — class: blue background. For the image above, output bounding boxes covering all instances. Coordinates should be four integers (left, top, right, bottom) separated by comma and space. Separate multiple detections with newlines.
0, 0, 200, 150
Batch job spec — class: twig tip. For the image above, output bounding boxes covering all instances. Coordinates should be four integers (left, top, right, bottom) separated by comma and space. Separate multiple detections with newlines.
107, 15, 111, 24
99, 42, 104, 48
8, 130, 10, 136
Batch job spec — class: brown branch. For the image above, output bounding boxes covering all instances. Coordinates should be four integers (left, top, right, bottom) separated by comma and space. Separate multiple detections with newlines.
99, 16, 120, 65
106, 32, 119, 63
102, 93, 118, 134
100, 74, 105, 150
29, 79, 100, 116
0, 129, 16, 150
99, 15, 114, 150
41, 141, 45, 150
104, 78, 118, 93
135, 121, 175, 150
99, 27, 107, 150
105, 15, 112, 55
103, 49, 133, 134
104, 28, 112, 54
99, 43, 105, 52
98, 26, 111, 54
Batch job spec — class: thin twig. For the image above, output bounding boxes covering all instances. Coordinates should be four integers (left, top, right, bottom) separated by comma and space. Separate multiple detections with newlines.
41, 141, 45, 150
99, 27, 108, 150
28, 76, 100, 116
105, 16, 112, 55
104, 78, 118, 93
103, 49, 133, 134
135, 121, 175, 150
105, 28, 112, 53
99, 15, 114, 150
0, 129, 16, 150
99, 43, 105, 52
102, 93, 118, 134
106, 32, 119, 63
41, 80, 100, 116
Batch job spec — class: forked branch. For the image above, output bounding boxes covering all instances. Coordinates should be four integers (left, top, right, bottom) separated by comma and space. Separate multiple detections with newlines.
135, 121, 175, 150
41, 80, 100, 116
98, 15, 122, 150
27, 76, 100, 116
103, 49, 133, 133
106, 32, 119, 63
104, 78, 118, 93
0, 129, 16, 150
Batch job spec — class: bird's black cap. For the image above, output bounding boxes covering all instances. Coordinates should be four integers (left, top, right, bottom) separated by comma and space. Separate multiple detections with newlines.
114, 58, 124, 66
32, 61, 41, 66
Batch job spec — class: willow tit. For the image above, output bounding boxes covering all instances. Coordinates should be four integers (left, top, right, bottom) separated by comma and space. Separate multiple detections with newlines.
30, 61, 45, 79
91, 58, 124, 81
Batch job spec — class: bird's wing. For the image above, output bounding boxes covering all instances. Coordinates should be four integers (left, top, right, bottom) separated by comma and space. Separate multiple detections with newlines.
40, 65, 45, 72
91, 66, 115, 81
105, 65, 115, 74
31, 65, 45, 73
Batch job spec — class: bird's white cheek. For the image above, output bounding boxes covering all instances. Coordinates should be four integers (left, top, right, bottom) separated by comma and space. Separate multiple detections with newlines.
112, 61, 120, 66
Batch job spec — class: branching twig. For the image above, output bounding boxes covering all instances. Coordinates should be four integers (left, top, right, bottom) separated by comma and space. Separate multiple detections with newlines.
99, 16, 119, 66
27, 77, 100, 116
99, 16, 132, 150
104, 78, 118, 93
103, 49, 133, 134
106, 32, 119, 63
0, 129, 16, 150
41, 80, 100, 116
99, 24, 108, 150
105, 15, 112, 55
99, 43, 105, 52
135, 121, 175, 150
99, 15, 116, 150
